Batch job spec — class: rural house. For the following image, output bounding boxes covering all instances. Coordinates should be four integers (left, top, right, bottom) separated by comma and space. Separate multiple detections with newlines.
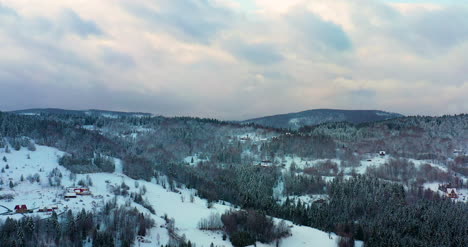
14, 205, 28, 213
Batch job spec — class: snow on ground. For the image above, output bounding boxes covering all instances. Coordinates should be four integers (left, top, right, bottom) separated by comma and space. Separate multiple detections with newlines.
20, 113, 40, 116
236, 132, 275, 143
278, 194, 328, 207
0, 144, 363, 247
183, 154, 209, 166
408, 159, 449, 172
113, 158, 123, 174
257, 223, 363, 247
280, 156, 342, 170
455, 189, 468, 203
356, 155, 390, 174
423, 182, 441, 192
118, 126, 155, 139
82, 125, 95, 130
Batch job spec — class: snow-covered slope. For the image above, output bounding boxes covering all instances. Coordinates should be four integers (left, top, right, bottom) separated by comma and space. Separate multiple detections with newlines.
0, 144, 362, 247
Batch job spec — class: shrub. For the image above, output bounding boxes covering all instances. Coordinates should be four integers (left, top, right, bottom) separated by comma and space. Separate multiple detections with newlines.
337, 236, 354, 247
221, 210, 290, 245
198, 212, 223, 230
230, 231, 255, 247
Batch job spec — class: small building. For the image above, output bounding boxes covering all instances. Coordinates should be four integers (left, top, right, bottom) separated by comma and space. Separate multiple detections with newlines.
38, 207, 55, 213
259, 160, 272, 167
447, 188, 458, 199
65, 192, 77, 199
379, 151, 386, 156
14, 205, 28, 213
74, 188, 91, 195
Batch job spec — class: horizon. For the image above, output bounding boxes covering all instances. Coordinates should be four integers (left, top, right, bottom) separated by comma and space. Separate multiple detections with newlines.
1, 0, 467, 119
6, 106, 466, 122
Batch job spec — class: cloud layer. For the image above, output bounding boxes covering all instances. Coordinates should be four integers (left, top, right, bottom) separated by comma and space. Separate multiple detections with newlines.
0, 0, 467, 119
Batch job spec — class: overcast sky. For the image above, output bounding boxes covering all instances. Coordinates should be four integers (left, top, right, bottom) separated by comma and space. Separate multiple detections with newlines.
0, 0, 467, 120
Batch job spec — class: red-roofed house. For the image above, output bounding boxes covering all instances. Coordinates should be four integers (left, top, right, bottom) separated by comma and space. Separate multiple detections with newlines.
447, 188, 459, 199
14, 205, 28, 213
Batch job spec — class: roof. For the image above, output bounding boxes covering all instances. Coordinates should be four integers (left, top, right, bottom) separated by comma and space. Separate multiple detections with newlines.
447, 188, 458, 194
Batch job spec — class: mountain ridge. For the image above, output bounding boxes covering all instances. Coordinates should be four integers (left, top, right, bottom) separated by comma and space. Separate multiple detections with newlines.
242, 109, 404, 129
9, 108, 153, 117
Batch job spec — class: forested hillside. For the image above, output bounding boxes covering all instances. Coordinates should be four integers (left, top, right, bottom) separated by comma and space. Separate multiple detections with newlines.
243, 109, 403, 129
0, 111, 467, 247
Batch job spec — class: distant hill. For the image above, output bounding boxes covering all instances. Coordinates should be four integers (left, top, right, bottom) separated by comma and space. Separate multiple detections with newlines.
9, 108, 152, 118
242, 109, 403, 129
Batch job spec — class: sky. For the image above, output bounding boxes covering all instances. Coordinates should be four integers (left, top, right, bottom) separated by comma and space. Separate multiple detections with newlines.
0, 0, 467, 120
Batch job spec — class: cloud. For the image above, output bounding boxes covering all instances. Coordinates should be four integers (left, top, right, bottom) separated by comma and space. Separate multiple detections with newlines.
0, 3, 17, 16
126, 0, 233, 44
287, 10, 352, 52
403, 7, 468, 53
0, 77, 190, 116
0, 0, 467, 119
0, 5, 103, 39
226, 40, 284, 65
99, 47, 135, 68
349, 88, 376, 98
60, 9, 103, 38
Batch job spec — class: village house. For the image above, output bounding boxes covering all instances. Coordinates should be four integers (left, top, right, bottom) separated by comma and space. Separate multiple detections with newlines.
38, 205, 59, 212
74, 188, 91, 195
14, 205, 29, 213
446, 188, 459, 199
38, 207, 54, 213
379, 151, 386, 156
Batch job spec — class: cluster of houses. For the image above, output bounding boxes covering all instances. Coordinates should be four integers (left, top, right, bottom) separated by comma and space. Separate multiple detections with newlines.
64, 187, 91, 199
11, 187, 93, 215
14, 205, 31, 214
13, 204, 58, 214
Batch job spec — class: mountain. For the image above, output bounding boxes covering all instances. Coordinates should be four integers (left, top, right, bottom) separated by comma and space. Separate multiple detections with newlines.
242, 109, 403, 129
9, 108, 153, 118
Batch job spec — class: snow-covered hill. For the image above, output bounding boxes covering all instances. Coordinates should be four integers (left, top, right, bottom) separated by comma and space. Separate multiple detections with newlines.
242, 109, 403, 129
0, 144, 363, 247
